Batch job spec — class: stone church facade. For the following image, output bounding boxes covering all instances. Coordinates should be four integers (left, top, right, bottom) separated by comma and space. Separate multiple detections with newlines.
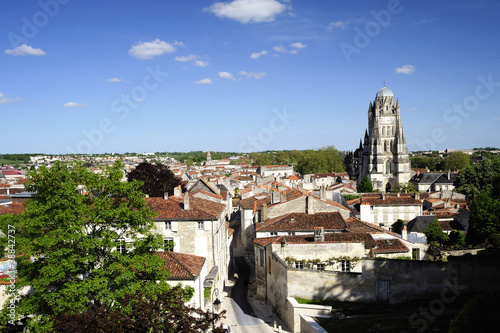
353, 86, 411, 192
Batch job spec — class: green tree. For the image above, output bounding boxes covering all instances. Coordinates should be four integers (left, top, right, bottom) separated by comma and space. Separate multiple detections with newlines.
358, 176, 373, 193
423, 218, 449, 245
296, 146, 345, 175
466, 188, 500, 245
392, 182, 417, 193
0, 162, 205, 331
446, 152, 471, 171
127, 162, 183, 197
392, 219, 404, 234
454, 159, 500, 200
53, 286, 226, 333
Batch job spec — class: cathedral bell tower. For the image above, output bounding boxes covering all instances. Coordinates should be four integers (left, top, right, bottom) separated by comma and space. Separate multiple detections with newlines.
355, 85, 411, 192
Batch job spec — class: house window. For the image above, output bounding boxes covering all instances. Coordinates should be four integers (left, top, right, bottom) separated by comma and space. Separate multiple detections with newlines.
197, 221, 204, 230
117, 240, 126, 254
341, 260, 350, 272
259, 249, 265, 267
385, 160, 392, 174
164, 238, 174, 251
316, 264, 325, 271
295, 262, 303, 269
270, 232, 278, 236
165, 221, 171, 230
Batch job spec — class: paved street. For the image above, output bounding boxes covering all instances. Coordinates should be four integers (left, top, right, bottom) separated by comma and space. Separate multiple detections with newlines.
219, 216, 291, 333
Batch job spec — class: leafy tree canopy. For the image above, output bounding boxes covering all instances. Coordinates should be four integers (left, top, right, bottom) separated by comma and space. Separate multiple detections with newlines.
466, 188, 500, 245
295, 146, 345, 175
127, 162, 182, 197
423, 218, 449, 245
446, 152, 471, 171
0, 161, 203, 331
454, 159, 500, 200
358, 176, 373, 193
392, 182, 417, 193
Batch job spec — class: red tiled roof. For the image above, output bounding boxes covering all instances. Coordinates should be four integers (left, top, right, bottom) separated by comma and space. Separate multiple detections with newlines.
147, 195, 225, 220
254, 232, 376, 247
0, 203, 25, 215
373, 238, 409, 253
256, 212, 348, 232
345, 217, 404, 238
155, 251, 205, 280
361, 194, 422, 205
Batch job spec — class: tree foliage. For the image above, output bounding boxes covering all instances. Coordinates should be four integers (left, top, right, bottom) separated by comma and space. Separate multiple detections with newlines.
53, 286, 226, 333
392, 182, 417, 193
295, 146, 345, 175
446, 152, 471, 171
466, 188, 500, 245
127, 162, 183, 197
0, 162, 208, 331
423, 218, 449, 245
358, 176, 373, 193
454, 159, 500, 200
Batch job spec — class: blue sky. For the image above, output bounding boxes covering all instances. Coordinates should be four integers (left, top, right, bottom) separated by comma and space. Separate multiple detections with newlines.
1, 0, 499, 154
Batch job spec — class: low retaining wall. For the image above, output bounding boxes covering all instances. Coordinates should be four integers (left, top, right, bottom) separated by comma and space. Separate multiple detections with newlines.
286, 297, 331, 333
299, 314, 329, 333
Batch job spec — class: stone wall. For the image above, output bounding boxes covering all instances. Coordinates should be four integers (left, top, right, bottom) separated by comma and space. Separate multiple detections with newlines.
300, 314, 329, 333
286, 297, 331, 333
285, 256, 500, 306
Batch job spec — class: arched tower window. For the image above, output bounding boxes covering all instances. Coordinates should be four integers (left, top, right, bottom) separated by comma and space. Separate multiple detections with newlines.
383, 141, 387, 152
385, 160, 392, 174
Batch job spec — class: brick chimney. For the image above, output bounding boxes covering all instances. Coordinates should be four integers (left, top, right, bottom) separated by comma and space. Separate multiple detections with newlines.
163, 192, 168, 200
320, 185, 326, 200
261, 203, 268, 222
314, 227, 324, 242
402, 224, 408, 240
184, 192, 190, 211
272, 190, 280, 204
307, 194, 315, 215
174, 185, 182, 198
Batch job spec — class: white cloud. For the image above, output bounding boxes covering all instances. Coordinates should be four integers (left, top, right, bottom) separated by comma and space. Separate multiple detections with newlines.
195, 78, 213, 84
205, 0, 288, 24
175, 54, 209, 67
327, 20, 347, 31
272, 45, 287, 53
0, 93, 20, 104
64, 102, 88, 107
218, 71, 236, 81
194, 60, 209, 67
395, 64, 416, 74
238, 71, 267, 79
5, 44, 46, 56
290, 42, 306, 49
106, 78, 126, 82
128, 39, 179, 59
175, 54, 198, 62
250, 50, 268, 59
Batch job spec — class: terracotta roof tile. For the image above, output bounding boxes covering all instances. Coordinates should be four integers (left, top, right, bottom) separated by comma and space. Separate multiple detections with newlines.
254, 232, 376, 247
373, 238, 409, 253
147, 195, 225, 220
256, 212, 348, 232
155, 251, 205, 280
